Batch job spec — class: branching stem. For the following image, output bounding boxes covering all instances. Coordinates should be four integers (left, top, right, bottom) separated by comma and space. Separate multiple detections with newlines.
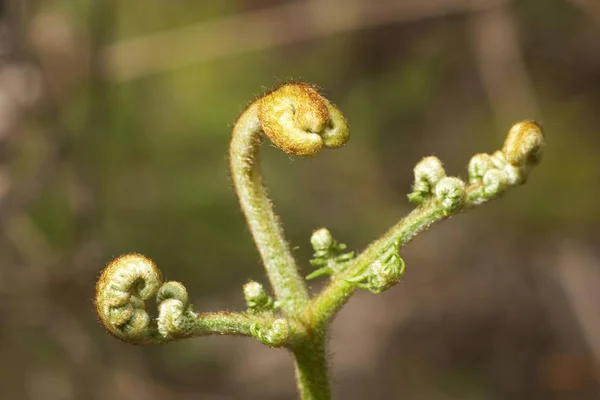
307, 202, 444, 329
95, 82, 544, 400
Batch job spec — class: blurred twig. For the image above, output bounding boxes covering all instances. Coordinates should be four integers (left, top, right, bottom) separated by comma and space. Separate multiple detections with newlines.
103, 0, 512, 82
0, 2, 71, 238
569, 0, 600, 25
556, 242, 600, 370
469, 3, 540, 130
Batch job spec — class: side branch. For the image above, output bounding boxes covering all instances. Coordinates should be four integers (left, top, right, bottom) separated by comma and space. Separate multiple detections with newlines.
165, 311, 291, 347
95, 253, 290, 346
307, 121, 545, 328
307, 204, 443, 328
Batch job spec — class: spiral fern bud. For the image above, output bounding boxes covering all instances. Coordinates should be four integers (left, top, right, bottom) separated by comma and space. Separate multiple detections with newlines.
258, 82, 350, 157
244, 281, 276, 313
310, 227, 335, 253
490, 150, 525, 185
157, 298, 187, 339
95, 253, 162, 343
482, 169, 507, 197
408, 156, 446, 204
365, 254, 405, 294
306, 227, 354, 280
468, 153, 495, 185
155, 281, 191, 339
502, 120, 544, 169
346, 240, 405, 294
434, 176, 466, 213
251, 318, 290, 347
157, 281, 188, 305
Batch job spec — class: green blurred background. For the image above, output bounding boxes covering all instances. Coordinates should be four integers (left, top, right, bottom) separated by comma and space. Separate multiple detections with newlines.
1, 0, 599, 399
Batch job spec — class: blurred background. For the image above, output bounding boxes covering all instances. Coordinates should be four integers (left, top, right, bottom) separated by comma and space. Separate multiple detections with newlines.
1, 0, 599, 399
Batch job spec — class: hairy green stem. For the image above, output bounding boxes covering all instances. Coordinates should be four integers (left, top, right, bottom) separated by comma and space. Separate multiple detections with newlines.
230, 103, 310, 315
292, 335, 331, 400
158, 311, 288, 342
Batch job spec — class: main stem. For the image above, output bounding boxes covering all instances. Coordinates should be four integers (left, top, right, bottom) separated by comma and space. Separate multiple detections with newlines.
230, 104, 310, 315
292, 333, 331, 400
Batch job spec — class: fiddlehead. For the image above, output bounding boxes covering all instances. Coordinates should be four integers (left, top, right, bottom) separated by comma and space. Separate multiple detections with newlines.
407, 156, 446, 204
258, 83, 350, 156
346, 240, 405, 294
502, 120, 545, 171
434, 176, 467, 214
230, 82, 350, 315
250, 318, 290, 347
95, 253, 163, 343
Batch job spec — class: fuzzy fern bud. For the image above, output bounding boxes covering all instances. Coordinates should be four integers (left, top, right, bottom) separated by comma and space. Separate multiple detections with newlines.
346, 240, 405, 294
363, 254, 405, 294
251, 318, 290, 347
408, 156, 446, 204
258, 83, 350, 157
310, 227, 335, 252
502, 120, 544, 169
244, 281, 276, 313
468, 153, 495, 184
156, 282, 191, 339
434, 176, 466, 213
95, 253, 162, 343
157, 299, 186, 339
157, 281, 188, 305
306, 228, 354, 280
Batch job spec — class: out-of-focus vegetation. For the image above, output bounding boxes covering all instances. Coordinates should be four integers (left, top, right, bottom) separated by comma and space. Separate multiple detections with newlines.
1, 0, 599, 399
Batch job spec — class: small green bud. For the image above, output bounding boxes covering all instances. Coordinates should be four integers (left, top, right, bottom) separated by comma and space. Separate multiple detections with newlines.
490, 151, 525, 185
251, 318, 290, 347
157, 298, 186, 338
365, 255, 405, 294
434, 177, 466, 213
157, 281, 188, 306
243, 281, 275, 313
310, 228, 334, 252
482, 169, 507, 197
345, 241, 405, 294
468, 153, 495, 184
502, 120, 544, 168
408, 156, 446, 204
307, 227, 353, 280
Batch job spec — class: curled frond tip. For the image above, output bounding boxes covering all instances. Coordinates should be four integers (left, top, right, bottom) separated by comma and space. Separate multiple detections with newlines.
95, 253, 162, 343
503, 120, 545, 168
257, 82, 350, 157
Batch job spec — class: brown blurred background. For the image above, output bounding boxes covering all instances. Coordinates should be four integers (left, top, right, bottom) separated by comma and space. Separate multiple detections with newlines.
1, 0, 599, 399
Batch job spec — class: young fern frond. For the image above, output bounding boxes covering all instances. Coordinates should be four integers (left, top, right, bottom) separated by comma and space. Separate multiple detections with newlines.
94, 82, 544, 400
229, 82, 350, 316
95, 253, 290, 347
